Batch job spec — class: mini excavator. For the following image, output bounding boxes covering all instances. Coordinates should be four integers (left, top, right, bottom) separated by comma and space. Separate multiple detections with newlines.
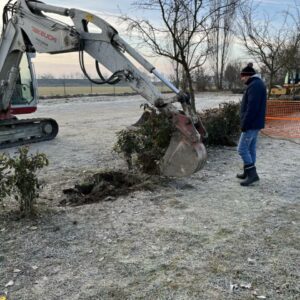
270, 70, 300, 100
0, 0, 207, 177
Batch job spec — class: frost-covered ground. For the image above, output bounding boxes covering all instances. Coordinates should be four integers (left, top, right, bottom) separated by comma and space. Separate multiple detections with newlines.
0, 92, 299, 299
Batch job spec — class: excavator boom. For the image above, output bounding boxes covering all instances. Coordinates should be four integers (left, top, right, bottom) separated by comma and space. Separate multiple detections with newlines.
0, 0, 207, 177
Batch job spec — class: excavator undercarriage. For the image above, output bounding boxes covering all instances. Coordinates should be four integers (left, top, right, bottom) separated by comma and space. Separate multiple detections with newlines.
0, 117, 58, 149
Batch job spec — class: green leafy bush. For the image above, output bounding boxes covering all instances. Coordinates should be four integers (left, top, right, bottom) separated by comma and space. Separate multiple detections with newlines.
9, 147, 49, 215
199, 101, 241, 146
0, 147, 48, 216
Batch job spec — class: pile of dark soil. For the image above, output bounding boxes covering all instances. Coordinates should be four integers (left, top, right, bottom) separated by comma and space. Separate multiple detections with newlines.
60, 170, 162, 206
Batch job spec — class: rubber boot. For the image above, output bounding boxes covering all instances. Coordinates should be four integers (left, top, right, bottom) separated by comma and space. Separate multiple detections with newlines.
240, 165, 259, 186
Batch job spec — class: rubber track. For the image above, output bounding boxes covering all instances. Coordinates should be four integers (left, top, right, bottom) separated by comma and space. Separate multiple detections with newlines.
0, 118, 59, 149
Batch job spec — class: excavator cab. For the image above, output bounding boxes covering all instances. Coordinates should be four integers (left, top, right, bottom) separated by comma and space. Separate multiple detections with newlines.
284, 70, 300, 85
0, 49, 58, 148
11, 53, 38, 115
270, 70, 300, 99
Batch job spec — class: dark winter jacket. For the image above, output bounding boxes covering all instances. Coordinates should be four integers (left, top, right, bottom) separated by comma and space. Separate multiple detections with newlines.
240, 75, 267, 131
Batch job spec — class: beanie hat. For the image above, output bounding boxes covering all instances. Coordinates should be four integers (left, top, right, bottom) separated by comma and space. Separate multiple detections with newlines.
240, 63, 256, 76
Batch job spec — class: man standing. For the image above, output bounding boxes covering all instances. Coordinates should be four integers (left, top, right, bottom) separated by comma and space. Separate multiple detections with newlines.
237, 63, 267, 186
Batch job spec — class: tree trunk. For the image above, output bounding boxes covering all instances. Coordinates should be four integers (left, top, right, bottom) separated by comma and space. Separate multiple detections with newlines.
268, 72, 275, 99
183, 63, 196, 112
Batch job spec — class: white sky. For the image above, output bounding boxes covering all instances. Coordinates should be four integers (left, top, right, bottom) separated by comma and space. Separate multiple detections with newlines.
0, 0, 298, 77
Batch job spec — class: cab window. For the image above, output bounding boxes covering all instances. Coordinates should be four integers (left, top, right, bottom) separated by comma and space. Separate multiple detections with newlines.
11, 55, 34, 105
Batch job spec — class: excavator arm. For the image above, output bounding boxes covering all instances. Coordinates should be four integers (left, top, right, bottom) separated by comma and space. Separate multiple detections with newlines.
0, 0, 207, 177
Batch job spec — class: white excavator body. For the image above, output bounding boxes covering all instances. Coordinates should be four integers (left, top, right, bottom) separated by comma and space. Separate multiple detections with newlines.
0, 0, 207, 177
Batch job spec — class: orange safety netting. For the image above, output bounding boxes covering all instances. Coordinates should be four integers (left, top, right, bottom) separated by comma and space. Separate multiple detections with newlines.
262, 100, 300, 138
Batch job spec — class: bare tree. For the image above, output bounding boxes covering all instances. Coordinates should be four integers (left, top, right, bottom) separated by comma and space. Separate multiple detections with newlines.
124, 0, 240, 111
224, 60, 243, 90
280, 31, 300, 78
210, 0, 239, 90
193, 66, 210, 91
237, 1, 300, 96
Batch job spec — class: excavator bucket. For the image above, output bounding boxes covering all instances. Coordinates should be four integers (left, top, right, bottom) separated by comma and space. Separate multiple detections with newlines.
132, 110, 207, 177
160, 131, 207, 177
159, 113, 207, 177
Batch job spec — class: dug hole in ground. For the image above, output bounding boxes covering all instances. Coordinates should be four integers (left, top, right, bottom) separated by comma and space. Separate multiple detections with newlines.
0, 92, 299, 299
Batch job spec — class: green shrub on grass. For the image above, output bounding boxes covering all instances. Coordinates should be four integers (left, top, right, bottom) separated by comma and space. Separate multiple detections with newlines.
0, 147, 48, 216
9, 147, 49, 216
199, 101, 241, 146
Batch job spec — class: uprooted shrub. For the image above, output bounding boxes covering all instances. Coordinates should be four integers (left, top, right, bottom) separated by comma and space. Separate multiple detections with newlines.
0, 147, 48, 216
114, 101, 241, 173
114, 105, 174, 174
199, 101, 241, 146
